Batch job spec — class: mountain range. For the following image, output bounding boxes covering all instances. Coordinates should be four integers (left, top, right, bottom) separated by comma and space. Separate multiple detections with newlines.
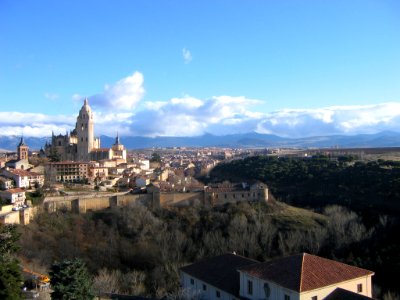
1, 131, 400, 152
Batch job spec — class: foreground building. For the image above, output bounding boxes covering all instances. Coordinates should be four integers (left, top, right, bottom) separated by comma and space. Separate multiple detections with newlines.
180, 253, 374, 300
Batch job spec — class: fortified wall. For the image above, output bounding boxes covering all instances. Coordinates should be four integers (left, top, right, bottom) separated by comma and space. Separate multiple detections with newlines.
44, 193, 156, 213
43, 182, 269, 213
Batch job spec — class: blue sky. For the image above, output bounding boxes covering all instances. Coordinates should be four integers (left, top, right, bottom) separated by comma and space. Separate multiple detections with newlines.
1, 0, 400, 137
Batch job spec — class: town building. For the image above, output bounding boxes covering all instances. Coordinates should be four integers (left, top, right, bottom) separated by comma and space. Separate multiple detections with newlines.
180, 253, 374, 300
204, 182, 268, 206
5, 137, 32, 170
0, 175, 14, 190
0, 188, 26, 206
0, 168, 44, 188
45, 98, 126, 162
47, 161, 91, 183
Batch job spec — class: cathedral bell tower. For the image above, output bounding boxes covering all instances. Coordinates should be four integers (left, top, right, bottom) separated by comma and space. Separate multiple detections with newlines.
76, 98, 95, 161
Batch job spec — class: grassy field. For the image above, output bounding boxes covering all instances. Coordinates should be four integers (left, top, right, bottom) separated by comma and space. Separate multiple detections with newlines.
268, 201, 327, 229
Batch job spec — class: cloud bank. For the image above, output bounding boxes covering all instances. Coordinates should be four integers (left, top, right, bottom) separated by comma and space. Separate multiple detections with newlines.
85, 72, 145, 111
1, 100, 400, 138
2, 73, 400, 139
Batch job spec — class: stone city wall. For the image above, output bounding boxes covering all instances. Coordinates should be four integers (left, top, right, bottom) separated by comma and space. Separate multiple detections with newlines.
159, 192, 204, 207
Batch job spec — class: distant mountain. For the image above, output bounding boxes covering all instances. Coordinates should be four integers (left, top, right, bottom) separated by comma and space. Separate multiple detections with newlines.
0, 136, 49, 152
1, 131, 400, 151
102, 131, 400, 149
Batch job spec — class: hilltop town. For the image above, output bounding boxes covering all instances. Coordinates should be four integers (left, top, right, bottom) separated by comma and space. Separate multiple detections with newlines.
0, 99, 397, 300
0, 99, 270, 224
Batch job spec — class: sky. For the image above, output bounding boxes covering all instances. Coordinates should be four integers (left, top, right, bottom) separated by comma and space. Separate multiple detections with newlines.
0, 0, 400, 138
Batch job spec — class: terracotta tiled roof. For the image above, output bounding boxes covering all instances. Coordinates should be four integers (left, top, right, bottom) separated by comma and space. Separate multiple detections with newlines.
5, 169, 40, 177
2, 188, 25, 193
238, 253, 374, 292
325, 288, 373, 300
180, 253, 258, 296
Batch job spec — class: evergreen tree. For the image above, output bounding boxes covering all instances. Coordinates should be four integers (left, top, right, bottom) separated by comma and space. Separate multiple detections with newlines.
48, 147, 61, 162
0, 224, 23, 300
150, 152, 162, 163
50, 258, 94, 300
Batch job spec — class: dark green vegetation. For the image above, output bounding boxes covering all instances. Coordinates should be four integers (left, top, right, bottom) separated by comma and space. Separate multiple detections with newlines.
50, 258, 94, 300
0, 225, 23, 300
209, 155, 400, 296
19, 200, 383, 298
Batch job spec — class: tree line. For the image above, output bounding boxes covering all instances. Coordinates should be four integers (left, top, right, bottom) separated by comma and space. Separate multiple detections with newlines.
208, 155, 400, 297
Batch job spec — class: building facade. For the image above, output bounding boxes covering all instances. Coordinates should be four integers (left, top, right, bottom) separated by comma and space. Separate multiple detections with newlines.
47, 161, 91, 183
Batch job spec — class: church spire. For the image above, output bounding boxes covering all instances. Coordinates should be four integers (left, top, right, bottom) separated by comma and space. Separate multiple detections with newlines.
18, 135, 26, 146
84, 97, 89, 106
115, 132, 120, 145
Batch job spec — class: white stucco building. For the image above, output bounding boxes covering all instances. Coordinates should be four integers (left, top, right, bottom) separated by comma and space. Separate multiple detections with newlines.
180, 253, 374, 300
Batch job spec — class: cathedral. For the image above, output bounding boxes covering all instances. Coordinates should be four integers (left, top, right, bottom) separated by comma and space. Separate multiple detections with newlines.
45, 98, 126, 162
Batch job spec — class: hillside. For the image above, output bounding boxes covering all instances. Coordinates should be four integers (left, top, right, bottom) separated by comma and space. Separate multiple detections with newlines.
208, 155, 400, 295
19, 201, 347, 298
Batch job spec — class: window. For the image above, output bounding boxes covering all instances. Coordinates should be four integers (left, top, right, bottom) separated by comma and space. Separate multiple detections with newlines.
224, 194, 227, 199
284, 295, 290, 300
190, 278, 194, 285
247, 280, 253, 295
312, 297, 317, 300
216, 291, 221, 298
202, 284, 207, 291
357, 284, 363, 293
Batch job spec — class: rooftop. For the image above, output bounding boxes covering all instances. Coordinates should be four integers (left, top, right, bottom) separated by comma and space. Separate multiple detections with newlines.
0, 188, 25, 193
3, 169, 40, 177
324, 288, 374, 300
238, 253, 374, 293
180, 253, 258, 296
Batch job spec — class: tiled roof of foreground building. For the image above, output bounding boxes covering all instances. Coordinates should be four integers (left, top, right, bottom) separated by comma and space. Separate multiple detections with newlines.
324, 288, 374, 300
180, 253, 257, 296
238, 253, 374, 292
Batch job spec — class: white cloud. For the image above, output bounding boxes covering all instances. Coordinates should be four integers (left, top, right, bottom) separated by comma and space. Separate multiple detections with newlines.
1, 96, 400, 139
182, 48, 192, 64
256, 103, 400, 137
0, 112, 75, 137
72, 93, 83, 101
87, 72, 145, 111
44, 92, 59, 101
129, 95, 263, 136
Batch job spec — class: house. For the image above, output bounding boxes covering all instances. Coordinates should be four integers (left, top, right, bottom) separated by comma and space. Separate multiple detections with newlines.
0, 188, 26, 206
0, 175, 14, 190
135, 176, 150, 188
180, 253, 374, 300
0, 168, 44, 188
